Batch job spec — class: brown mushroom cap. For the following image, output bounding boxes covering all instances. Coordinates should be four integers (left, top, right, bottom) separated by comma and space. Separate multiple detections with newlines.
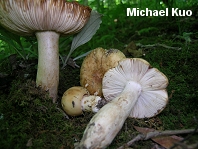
0, 0, 91, 36
80, 47, 126, 96
61, 86, 89, 116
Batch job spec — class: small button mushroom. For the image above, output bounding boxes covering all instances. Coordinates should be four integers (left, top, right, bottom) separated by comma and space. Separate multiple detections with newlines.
76, 58, 169, 149
80, 47, 126, 96
61, 86, 103, 116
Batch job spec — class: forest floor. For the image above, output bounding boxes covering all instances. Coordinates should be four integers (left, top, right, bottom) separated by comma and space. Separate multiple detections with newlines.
1, 11, 198, 149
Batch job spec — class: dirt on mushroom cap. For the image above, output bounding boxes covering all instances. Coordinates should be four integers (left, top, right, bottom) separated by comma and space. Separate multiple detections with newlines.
80, 47, 126, 96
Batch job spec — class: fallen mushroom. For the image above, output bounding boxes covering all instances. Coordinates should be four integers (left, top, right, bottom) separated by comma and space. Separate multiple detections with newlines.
80, 47, 126, 96
76, 58, 169, 149
61, 86, 104, 116
0, 0, 91, 102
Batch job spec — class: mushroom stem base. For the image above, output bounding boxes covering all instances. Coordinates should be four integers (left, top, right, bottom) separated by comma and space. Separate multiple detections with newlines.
36, 31, 60, 103
81, 95, 103, 113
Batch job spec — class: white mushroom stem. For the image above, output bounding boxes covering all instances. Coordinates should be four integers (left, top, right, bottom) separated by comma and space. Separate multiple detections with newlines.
36, 31, 60, 103
76, 81, 141, 149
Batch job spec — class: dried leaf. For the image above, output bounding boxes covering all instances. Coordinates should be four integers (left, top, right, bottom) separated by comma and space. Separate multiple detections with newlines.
152, 135, 183, 149
134, 125, 155, 134
134, 126, 183, 149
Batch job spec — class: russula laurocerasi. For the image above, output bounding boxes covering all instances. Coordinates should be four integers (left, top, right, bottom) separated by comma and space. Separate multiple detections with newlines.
61, 86, 103, 116
0, 0, 91, 102
76, 58, 169, 149
80, 47, 126, 96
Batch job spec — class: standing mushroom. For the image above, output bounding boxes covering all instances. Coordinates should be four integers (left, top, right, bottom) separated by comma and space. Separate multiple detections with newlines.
76, 58, 169, 149
80, 47, 126, 96
0, 0, 91, 102
61, 86, 104, 116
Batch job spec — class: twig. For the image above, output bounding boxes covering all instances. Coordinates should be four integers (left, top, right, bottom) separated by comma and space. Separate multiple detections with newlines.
170, 125, 198, 149
136, 43, 181, 50
117, 129, 198, 149
56, 106, 70, 119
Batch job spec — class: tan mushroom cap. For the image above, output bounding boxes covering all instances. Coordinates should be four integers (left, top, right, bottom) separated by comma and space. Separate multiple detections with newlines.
0, 0, 91, 36
61, 86, 89, 116
102, 58, 169, 118
80, 47, 126, 96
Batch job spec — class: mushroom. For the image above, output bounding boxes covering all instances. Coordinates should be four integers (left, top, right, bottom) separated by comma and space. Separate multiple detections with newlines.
0, 0, 91, 102
61, 86, 103, 116
76, 58, 169, 149
80, 47, 126, 96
